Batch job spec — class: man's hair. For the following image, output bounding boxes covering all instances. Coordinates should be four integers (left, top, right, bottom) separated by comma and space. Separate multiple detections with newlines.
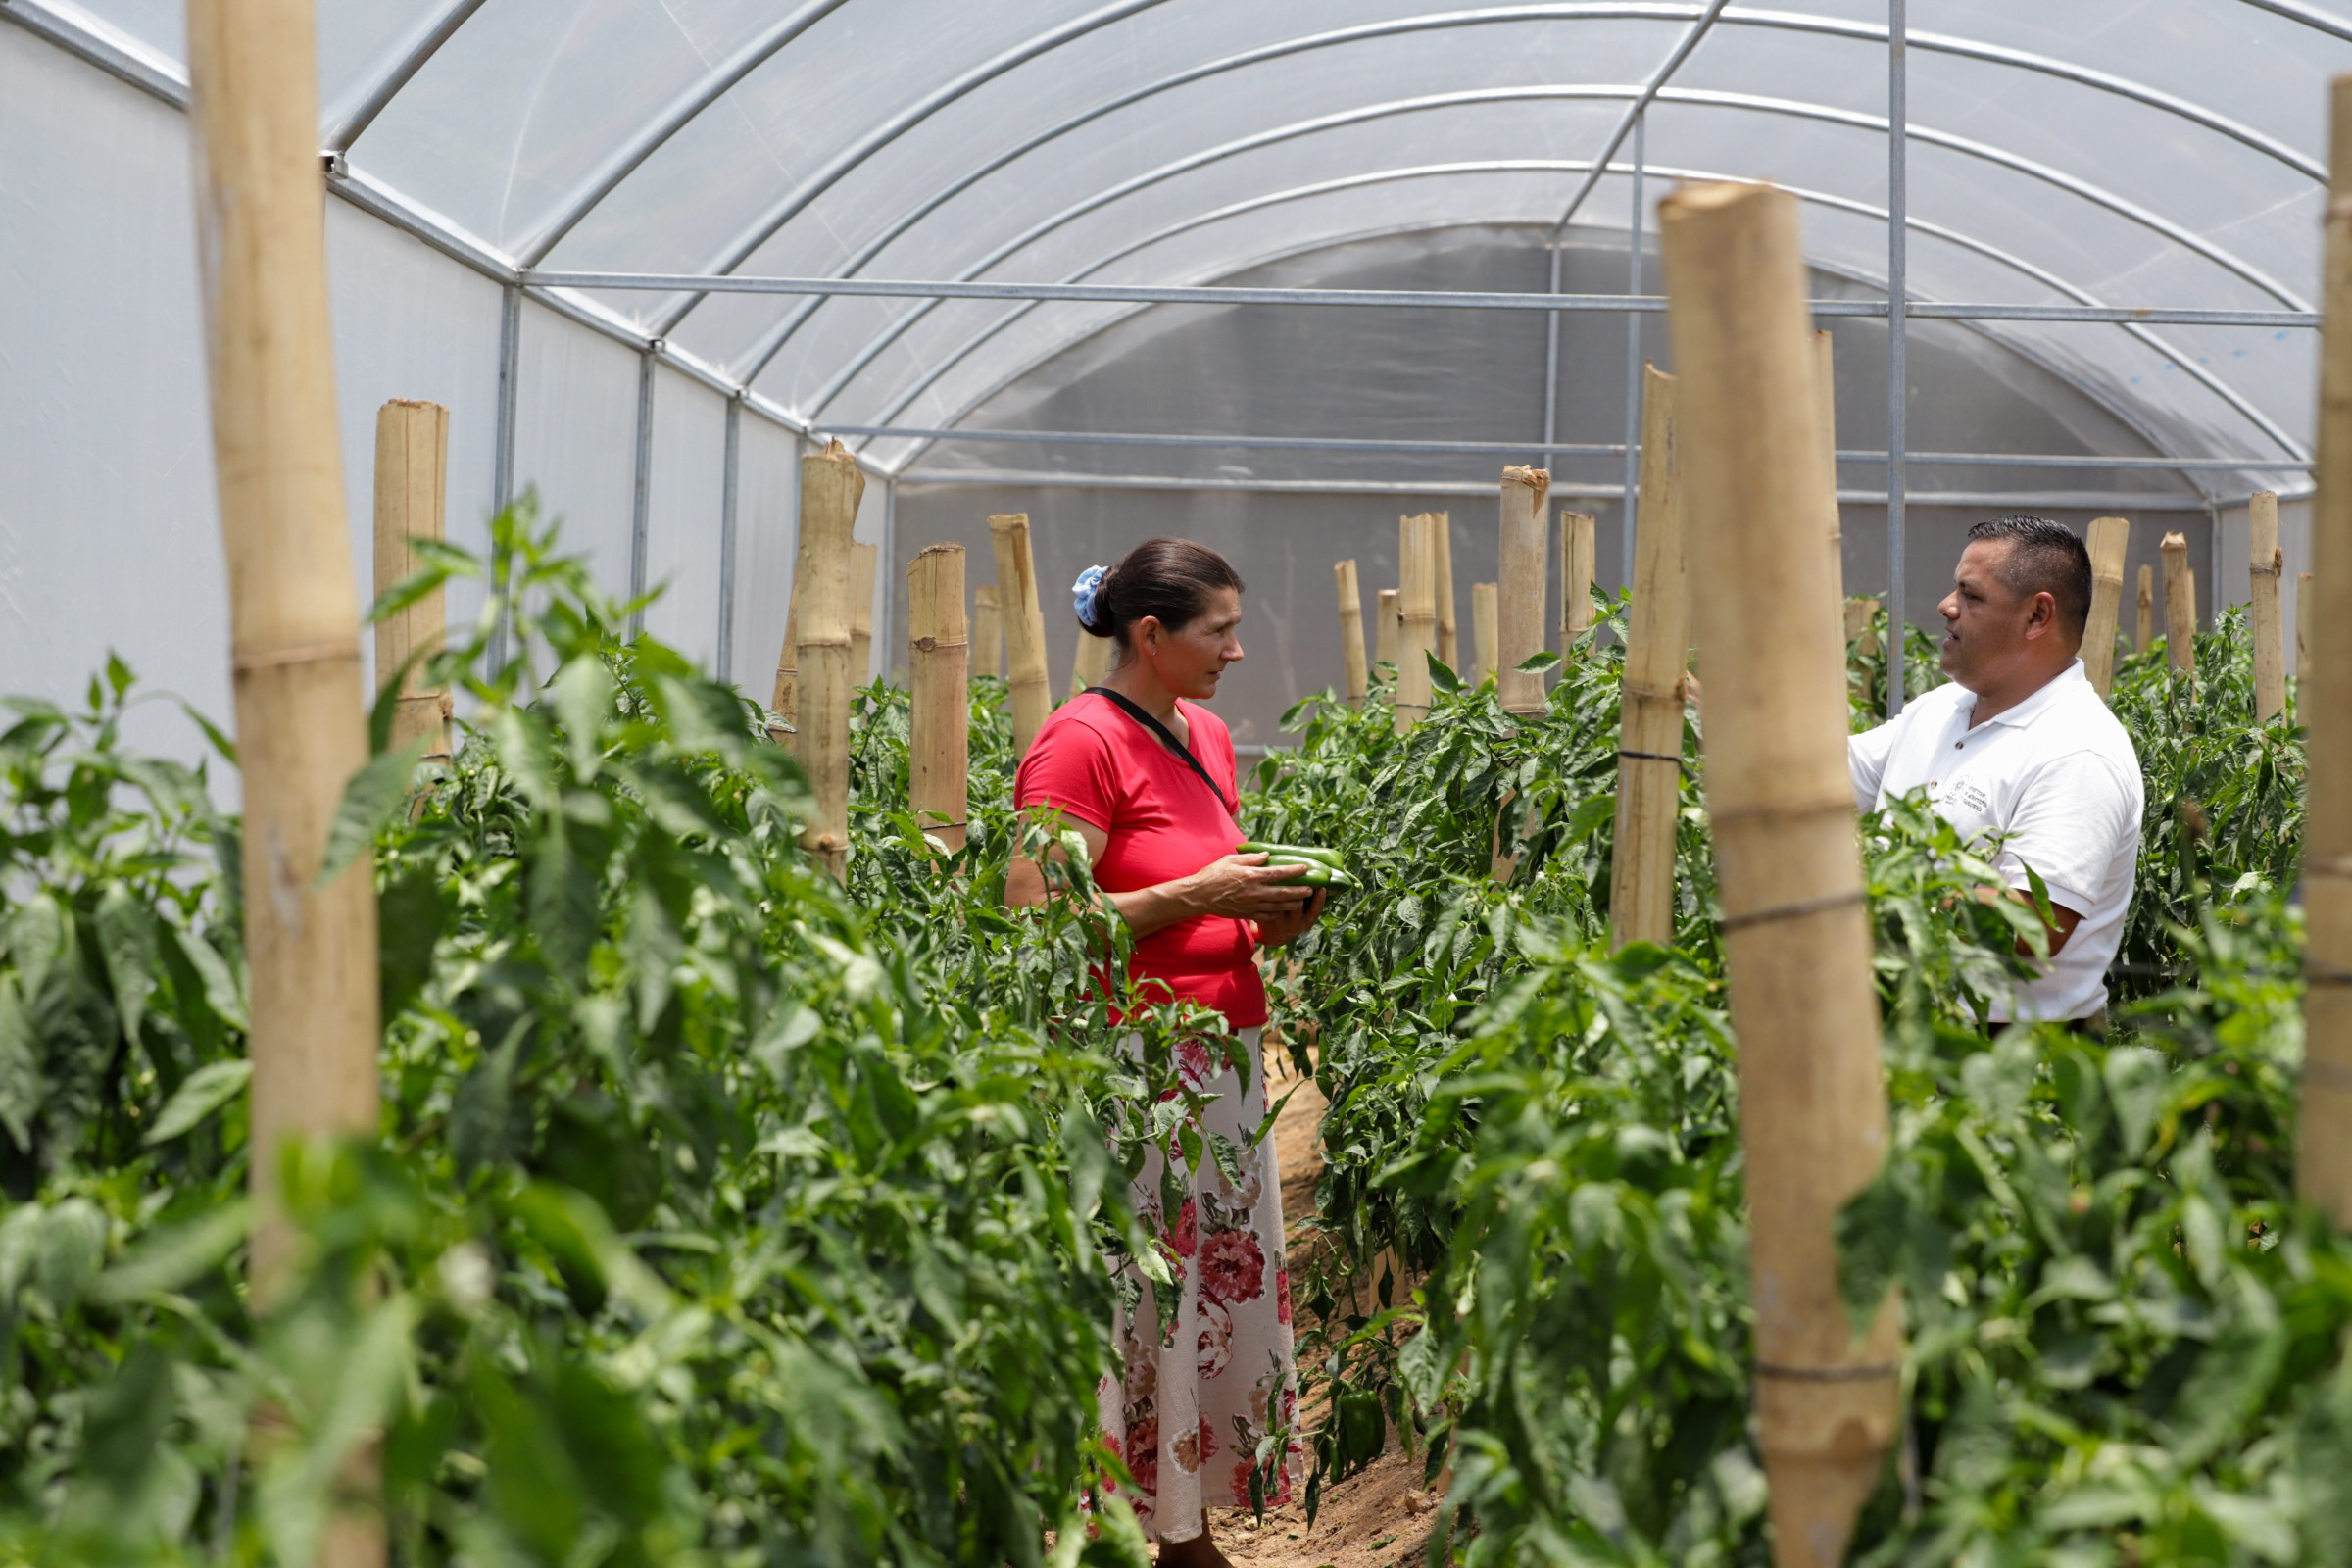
1966, 514, 2092, 643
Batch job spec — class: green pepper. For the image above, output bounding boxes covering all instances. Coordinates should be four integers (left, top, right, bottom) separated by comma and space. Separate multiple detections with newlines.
1237, 840, 1346, 873
1261, 853, 1352, 889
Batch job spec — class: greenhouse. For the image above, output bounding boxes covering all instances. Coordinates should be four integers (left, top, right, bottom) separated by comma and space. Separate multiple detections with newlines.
4, 0, 2352, 1564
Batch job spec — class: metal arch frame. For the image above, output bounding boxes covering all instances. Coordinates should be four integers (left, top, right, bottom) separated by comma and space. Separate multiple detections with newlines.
515, 0, 1173, 270
320, 0, 493, 155
1549, 0, 1729, 238
869, 221, 2221, 514
788, 83, 2310, 431
867, 186, 2274, 497
709, 2, 2326, 384
511, 0, 856, 265
862, 165, 2302, 478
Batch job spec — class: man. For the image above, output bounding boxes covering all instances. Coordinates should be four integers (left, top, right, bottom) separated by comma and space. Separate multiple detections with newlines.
1849, 515, 2143, 1028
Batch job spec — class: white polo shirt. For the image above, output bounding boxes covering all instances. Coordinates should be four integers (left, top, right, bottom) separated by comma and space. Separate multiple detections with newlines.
1848, 659, 2142, 1021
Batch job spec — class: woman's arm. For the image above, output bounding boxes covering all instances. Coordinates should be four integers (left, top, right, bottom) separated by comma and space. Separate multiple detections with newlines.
1004, 817, 1320, 941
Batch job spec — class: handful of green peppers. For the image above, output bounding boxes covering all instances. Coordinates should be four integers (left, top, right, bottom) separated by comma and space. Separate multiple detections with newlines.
1236, 840, 1356, 889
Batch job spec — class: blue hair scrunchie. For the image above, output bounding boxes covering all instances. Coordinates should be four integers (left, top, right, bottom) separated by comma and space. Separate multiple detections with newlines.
1071, 564, 1108, 630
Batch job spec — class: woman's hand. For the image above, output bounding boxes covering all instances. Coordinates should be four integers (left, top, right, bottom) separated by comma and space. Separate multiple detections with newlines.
1182, 853, 1324, 921
1254, 885, 1328, 948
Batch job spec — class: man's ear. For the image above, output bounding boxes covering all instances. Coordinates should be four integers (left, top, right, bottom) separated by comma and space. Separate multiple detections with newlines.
2024, 590, 2058, 639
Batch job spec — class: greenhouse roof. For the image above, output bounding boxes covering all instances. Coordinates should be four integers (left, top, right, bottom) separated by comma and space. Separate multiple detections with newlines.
10, 0, 2346, 504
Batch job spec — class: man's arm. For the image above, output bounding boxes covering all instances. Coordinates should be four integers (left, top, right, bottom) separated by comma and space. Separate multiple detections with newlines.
1848, 716, 1899, 814
1992, 752, 2137, 960
1971, 884, 2085, 955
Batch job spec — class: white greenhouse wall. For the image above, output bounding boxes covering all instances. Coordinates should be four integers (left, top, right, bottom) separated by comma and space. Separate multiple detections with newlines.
1, 25, 769, 779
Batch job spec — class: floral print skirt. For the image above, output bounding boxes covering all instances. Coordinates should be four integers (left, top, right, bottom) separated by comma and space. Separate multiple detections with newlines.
1099, 1026, 1299, 1544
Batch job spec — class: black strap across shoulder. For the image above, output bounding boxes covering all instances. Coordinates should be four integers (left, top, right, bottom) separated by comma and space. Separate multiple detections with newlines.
1084, 686, 1232, 810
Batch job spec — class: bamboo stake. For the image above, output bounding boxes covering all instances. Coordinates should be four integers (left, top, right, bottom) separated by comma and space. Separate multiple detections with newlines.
795, 441, 862, 879
1610, 365, 1689, 950
2251, 492, 2286, 723
1812, 329, 1845, 610
190, 0, 381, 1284
2161, 531, 2196, 677
188, 1, 384, 1558
908, 545, 969, 854
1069, 623, 1112, 702
2082, 515, 2131, 699
1843, 596, 1880, 710
1497, 468, 1551, 712
1434, 510, 1460, 671
848, 541, 877, 684
1375, 587, 1400, 669
1396, 514, 1439, 731
1471, 582, 1499, 686
1560, 509, 1597, 655
373, 400, 451, 762
989, 514, 1053, 754
770, 593, 799, 738
2302, 74, 2352, 1230
2136, 564, 2155, 651
1661, 181, 1900, 1568
972, 583, 1004, 680
2301, 571, 2316, 692
1335, 559, 1369, 705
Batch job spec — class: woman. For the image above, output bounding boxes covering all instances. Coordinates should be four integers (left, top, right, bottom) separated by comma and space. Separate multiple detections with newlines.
1006, 538, 1323, 1563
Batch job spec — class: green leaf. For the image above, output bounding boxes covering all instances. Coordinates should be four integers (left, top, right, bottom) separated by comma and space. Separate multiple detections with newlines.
0, 976, 41, 1152
143, 1058, 253, 1147
90, 1200, 250, 1302
94, 882, 160, 1043
315, 738, 428, 889
1834, 1159, 1912, 1339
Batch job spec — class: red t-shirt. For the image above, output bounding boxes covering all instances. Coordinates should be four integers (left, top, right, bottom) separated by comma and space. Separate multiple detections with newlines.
1014, 692, 1266, 1028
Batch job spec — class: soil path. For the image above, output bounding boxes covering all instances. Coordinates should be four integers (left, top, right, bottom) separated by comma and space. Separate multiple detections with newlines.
1204, 1055, 1439, 1568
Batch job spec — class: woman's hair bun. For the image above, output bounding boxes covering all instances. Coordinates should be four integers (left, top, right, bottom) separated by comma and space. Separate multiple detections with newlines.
1071, 563, 1112, 634
1079, 539, 1245, 650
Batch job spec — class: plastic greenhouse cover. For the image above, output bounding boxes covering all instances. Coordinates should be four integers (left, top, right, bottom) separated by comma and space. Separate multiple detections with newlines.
35, 0, 2352, 491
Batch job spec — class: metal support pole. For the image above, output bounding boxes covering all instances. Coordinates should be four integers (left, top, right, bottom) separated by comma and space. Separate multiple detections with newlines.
877, 478, 898, 683
1886, 0, 1910, 717
1542, 245, 1563, 466
717, 394, 742, 683
489, 281, 522, 674
1620, 112, 1647, 587
628, 347, 657, 638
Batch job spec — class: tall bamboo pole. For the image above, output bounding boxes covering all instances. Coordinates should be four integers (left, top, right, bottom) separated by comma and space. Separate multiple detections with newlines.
1396, 514, 1439, 731
1560, 509, 1597, 655
189, 0, 382, 1283
2301, 74, 2352, 1229
1471, 582, 1499, 686
1812, 329, 1845, 610
2251, 492, 2286, 723
848, 541, 877, 684
1661, 181, 1900, 1568
2161, 531, 2196, 677
1434, 510, 1460, 672
795, 442, 862, 879
972, 583, 1004, 680
2136, 564, 2156, 651
373, 400, 452, 762
1335, 559, 1369, 705
989, 514, 1053, 754
908, 545, 969, 854
1497, 467, 1551, 712
1610, 366, 1689, 950
2082, 515, 2131, 699
1375, 588, 1399, 669
188, 1, 384, 1558
2301, 571, 2316, 692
